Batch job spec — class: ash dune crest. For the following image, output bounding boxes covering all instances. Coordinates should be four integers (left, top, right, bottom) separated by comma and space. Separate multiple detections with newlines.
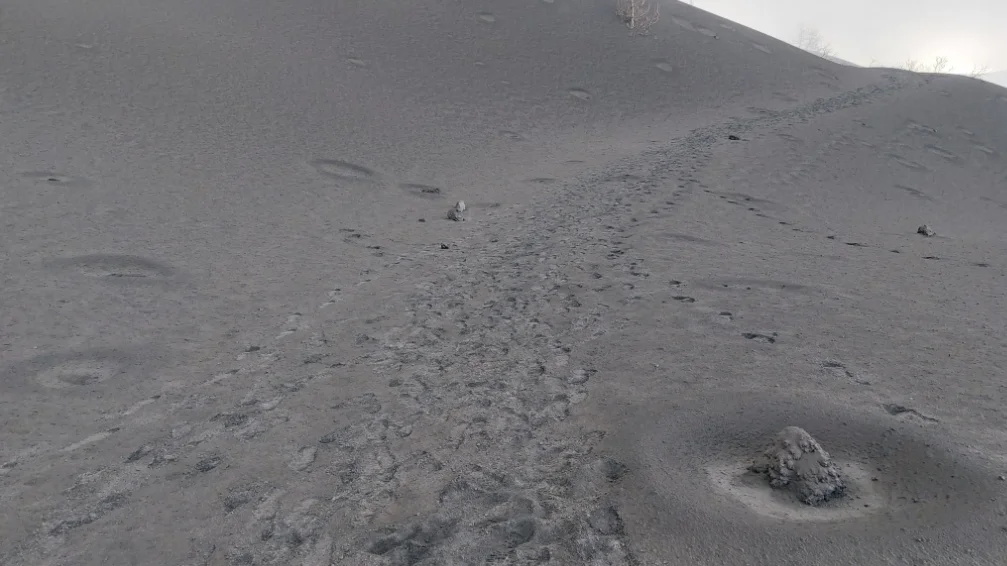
2, 0, 1007, 565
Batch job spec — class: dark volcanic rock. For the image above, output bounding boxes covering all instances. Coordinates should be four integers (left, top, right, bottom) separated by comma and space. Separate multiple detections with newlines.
749, 426, 846, 506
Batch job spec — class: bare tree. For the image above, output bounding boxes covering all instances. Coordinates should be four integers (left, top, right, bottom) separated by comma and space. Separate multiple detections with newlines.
931, 55, 952, 73
903, 56, 955, 74
877, 56, 987, 78
616, 0, 660, 33
968, 62, 990, 78
794, 25, 835, 59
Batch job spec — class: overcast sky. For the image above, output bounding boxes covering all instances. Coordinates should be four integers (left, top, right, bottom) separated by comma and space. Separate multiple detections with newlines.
691, 0, 1006, 72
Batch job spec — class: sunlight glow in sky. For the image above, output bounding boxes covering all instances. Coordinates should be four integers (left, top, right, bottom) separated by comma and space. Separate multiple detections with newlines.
689, 0, 1005, 73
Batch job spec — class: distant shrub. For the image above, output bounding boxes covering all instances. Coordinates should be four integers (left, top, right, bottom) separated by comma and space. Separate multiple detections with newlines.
967, 63, 990, 78
904, 56, 953, 73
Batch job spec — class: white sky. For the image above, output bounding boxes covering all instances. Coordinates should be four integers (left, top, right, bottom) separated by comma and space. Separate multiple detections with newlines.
690, 0, 1006, 72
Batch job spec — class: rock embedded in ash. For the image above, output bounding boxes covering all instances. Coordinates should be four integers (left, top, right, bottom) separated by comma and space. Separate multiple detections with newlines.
917, 224, 936, 237
749, 426, 847, 506
447, 200, 467, 221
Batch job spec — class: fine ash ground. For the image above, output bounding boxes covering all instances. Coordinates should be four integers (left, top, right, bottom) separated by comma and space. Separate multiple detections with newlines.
2, 1, 1007, 565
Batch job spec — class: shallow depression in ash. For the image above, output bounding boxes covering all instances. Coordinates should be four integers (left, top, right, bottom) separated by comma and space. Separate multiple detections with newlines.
34, 360, 118, 389
1, 348, 141, 393
43, 254, 177, 280
309, 158, 381, 188
619, 391, 1004, 563
20, 171, 92, 187
0, 348, 156, 454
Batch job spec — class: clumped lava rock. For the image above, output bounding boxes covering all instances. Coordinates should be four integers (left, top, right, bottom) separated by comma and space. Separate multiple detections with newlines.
749, 426, 846, 506
917, 224, 936, 237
